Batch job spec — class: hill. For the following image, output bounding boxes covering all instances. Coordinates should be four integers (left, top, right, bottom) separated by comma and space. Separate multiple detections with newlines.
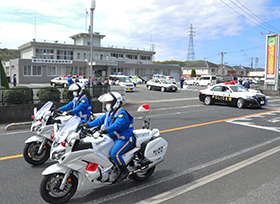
0, 48, 20, 61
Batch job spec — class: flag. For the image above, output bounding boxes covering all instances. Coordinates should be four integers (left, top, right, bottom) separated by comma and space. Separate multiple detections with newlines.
86, 9, 88, 15
261, 32, 263, 35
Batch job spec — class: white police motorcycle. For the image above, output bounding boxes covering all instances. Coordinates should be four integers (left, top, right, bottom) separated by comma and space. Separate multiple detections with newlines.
40, 104, 168, 203
24, 101, 104, 165
23, 101, 73, 165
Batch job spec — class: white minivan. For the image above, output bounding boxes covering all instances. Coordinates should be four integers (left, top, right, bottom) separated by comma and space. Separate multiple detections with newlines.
196, 75, 217, 86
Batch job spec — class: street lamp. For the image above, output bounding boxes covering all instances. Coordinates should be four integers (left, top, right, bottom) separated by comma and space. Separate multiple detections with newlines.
90, 0, 96, 82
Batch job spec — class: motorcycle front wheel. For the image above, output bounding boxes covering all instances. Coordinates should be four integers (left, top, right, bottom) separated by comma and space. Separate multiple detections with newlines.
23, 142, 50, 165
130, 166, 155, 181
40, 173, 78, 203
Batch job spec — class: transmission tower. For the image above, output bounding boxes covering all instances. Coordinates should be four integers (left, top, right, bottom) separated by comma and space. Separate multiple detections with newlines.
187, 23, 195, 61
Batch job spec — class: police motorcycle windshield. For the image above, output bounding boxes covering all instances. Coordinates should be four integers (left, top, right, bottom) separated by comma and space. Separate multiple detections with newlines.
35, 101, 53, 120
56, 116, 81, 142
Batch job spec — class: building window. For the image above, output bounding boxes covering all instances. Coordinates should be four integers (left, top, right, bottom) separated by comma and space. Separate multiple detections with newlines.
47, 66, 57, 76
140, 55, 151, 60
57, 66, 66, 75
36, 48, 54, 59
77, 53, 80, 60
83, 53, 86, 60
57, 50, 73, 60
71, 67, 86, 75
23, 65, 32, 76
23, 65, 42, 76
126, 54, 137, 59
32, 66, 42, 76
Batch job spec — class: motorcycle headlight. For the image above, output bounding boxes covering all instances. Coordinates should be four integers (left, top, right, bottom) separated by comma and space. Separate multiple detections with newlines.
51, 149, 65, 160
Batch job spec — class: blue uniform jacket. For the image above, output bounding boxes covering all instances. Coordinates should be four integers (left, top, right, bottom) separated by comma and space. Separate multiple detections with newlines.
88, 107, 133, 140
67, 78, 72, 86
59, 94, 92, 122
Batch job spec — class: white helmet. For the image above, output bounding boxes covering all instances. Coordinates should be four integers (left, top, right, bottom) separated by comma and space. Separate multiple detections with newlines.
98, 92, 123, 112
69, 82, 85, 97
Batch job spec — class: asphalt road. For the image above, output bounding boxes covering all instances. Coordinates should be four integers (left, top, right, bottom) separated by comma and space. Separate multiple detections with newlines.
1, 84, 280, 204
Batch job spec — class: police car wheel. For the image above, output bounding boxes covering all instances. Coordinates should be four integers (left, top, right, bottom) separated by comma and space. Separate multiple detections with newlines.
148, 85, 152, 90
237, 98, 245, 108
204, 96, 212, 105
52, 83, 56, 87
161, 87, 165, 92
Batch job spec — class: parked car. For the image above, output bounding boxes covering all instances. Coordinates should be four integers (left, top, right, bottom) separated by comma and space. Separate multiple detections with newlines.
164, 76, 176, 84
50, 76, 68, 87
146, 78, 177, 92
129, 75, 143, 84
216, 76, 238, 84
184, 77, 199, 85
109, 75, 134, 92
196, 75, 217, 86
199, 83, 267, 108
138, 76, 149, 84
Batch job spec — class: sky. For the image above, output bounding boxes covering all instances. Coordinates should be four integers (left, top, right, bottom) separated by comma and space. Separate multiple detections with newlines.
1, 0, 280, 68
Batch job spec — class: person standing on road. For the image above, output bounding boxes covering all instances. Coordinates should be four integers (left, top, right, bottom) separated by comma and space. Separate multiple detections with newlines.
180, 76, 185, 89
243, 79, 251, 89
67, 75, 73, 86
238, 77, 243, 85
13, 74, 17, 86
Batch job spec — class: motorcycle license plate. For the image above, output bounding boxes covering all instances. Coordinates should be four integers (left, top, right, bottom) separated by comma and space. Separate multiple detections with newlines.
260, 101, 264, 104
127, 88, 131, 90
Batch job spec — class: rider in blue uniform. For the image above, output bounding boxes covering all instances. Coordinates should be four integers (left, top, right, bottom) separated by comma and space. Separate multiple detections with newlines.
59, 82, 93, 124
67, 74, 73, 86
86, 92, 134, 183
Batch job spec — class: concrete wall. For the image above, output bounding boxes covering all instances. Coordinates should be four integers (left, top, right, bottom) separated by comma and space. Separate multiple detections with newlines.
0, 100, 102, 124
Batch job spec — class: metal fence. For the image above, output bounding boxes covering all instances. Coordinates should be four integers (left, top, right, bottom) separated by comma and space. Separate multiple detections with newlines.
0, 85, 110, 105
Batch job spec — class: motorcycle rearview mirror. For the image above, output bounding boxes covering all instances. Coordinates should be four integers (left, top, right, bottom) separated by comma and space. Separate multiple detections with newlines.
54, 123, 59, 134
34, 107, 37, 116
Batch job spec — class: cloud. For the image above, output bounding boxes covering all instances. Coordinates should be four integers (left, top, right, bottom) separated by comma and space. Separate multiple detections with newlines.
0, 0, 277, 65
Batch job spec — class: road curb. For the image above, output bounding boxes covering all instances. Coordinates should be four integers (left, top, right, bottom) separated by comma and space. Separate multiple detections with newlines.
5, 122, 32, 131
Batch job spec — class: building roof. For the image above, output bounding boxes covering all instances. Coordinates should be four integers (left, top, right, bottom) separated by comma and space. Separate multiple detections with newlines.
185, 61, 219, 68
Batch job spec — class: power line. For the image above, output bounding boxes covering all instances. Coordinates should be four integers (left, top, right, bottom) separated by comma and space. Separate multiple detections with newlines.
235, 0, 280, 33
220, 0, 277, 33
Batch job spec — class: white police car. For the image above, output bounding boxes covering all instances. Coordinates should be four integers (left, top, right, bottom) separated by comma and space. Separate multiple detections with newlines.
146, 78, 177, 92
199, 82, 267, 108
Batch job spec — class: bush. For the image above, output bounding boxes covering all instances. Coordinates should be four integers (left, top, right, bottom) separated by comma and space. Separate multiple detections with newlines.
2, 86, 33, 105
36, 87, 61, 103
62, 87, 91, 103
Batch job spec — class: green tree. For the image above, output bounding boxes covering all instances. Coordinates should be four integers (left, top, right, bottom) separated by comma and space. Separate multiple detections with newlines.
191, 69, 196, 77
0, 58, 9, 89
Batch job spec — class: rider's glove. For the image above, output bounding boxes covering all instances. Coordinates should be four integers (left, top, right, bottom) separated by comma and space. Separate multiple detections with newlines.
78, 123, 90, 129
100, 129, 108, 134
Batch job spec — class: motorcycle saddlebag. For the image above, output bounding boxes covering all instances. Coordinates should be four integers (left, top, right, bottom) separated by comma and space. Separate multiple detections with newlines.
144, 137, 168, 162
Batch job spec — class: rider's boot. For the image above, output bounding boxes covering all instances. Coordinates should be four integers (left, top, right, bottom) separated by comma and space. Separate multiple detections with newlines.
115, 164, 129, 183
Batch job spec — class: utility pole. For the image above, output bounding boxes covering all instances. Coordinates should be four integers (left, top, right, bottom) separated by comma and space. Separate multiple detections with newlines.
219, 52, 226, 65
255, 57, 258, 70
250, 57, 253, 68
90, 0, 95, 81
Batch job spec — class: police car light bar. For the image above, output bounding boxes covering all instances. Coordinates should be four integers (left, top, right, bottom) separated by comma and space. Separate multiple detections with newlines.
137, 104, 150, 112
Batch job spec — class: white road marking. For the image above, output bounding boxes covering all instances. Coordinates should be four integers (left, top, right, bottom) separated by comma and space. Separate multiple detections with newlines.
92, 136, 280, 204
136, 145, 280, 204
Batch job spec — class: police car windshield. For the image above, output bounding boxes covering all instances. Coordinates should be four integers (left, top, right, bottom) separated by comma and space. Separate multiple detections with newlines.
160, 79, 172, 84
119, 77, 131, 83
230, 85, 249, 92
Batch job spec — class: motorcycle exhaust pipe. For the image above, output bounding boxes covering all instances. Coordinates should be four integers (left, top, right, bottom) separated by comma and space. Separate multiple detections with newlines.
129, 157, 164, 175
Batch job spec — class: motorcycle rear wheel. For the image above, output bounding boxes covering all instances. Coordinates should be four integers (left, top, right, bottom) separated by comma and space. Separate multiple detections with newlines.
23, 142, 50, 165
40, 173, 78, 203
130, 166, 155, 181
